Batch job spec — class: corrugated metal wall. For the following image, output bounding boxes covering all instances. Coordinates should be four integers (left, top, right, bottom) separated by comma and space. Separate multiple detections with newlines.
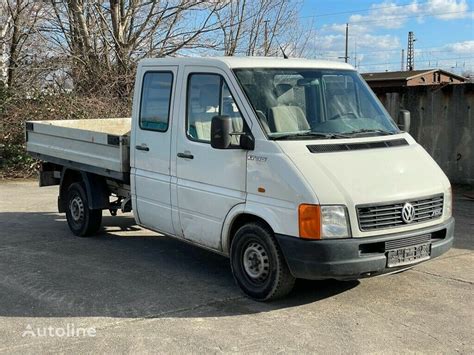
374, 84, 473, 185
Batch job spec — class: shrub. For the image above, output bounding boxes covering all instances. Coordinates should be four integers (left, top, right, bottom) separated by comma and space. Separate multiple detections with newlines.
0, 91, 130, 179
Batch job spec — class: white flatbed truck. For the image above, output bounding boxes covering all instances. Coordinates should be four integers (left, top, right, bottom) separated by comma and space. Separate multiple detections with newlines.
26, 57, 454, 301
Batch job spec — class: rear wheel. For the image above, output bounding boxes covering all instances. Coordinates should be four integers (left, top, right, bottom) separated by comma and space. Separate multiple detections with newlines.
65, 182, 102, 237
230, 222, 295, 301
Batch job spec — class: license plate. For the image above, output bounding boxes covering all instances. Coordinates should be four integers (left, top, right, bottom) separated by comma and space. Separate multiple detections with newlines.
387, 243, 431, 268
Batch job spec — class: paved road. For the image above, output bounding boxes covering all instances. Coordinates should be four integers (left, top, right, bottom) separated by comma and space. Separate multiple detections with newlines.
0, 180, 472, 353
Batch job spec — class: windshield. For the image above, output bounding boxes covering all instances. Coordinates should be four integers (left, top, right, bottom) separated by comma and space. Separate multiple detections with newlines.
233, 68, 400, 139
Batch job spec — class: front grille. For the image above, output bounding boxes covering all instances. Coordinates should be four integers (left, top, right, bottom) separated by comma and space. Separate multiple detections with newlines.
357, 194, 444, 231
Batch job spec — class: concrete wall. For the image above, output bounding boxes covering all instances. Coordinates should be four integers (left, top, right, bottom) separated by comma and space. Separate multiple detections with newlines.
373, 84, 473, 185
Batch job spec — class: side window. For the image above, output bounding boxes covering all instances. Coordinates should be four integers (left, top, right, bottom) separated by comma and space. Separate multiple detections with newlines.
187, 73, 244, 143
140, 72, 173, 132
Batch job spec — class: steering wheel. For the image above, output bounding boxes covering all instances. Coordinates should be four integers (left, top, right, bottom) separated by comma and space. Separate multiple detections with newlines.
329, 112, 358, 120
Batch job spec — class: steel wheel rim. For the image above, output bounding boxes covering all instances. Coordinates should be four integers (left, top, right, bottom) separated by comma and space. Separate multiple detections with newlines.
242, 241, 270, 283
69, 195, 85, 223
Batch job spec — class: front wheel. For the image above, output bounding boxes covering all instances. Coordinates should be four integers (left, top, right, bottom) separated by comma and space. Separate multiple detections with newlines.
230, 222, 295, 301
65, 182, 102, 237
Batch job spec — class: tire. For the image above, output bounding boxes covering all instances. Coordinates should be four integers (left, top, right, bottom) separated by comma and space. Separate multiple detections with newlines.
230, 222, 295, 301
65, 182, 102, 237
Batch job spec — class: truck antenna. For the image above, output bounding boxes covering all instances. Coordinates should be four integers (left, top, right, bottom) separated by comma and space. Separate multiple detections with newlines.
274, 36, 289, 59
280, 44, 289, 59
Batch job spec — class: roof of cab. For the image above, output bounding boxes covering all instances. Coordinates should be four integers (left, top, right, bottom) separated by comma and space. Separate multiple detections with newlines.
139, 56, 355, 70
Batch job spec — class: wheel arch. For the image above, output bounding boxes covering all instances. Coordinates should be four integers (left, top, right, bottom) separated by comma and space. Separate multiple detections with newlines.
222, 205, 280, 255
59, 168, 109, 212
225, 207, 296, 300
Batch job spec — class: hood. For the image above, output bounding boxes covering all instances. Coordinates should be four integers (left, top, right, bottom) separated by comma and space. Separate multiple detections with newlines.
278, 134, 451, 236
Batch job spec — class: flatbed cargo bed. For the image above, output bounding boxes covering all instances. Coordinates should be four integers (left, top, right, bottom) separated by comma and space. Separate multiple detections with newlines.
26, 118, 131, 181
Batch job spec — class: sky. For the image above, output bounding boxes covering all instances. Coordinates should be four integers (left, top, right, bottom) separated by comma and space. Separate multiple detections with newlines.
300, 0, 474, 74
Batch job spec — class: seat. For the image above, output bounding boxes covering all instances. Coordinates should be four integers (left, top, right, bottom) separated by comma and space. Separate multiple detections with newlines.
194, 120, 212, 141
189, 84, 219, 141
268, 106, 310, 132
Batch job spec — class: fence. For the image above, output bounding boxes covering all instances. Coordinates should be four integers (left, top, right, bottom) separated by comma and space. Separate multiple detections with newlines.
373, 83, 473, 185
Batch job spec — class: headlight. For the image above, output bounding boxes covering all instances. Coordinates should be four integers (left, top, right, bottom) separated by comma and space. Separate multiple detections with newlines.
298, 204, 350, 239
445, 187, 453, 218
321, 206, 350, 238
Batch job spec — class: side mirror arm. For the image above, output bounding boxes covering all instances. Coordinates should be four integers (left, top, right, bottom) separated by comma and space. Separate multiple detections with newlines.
237, 132, 255, 151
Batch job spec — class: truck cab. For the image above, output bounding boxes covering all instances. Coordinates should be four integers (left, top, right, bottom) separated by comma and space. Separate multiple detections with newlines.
27, 57, 454, 301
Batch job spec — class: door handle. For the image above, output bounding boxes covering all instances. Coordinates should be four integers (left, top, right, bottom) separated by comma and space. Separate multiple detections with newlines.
135, 144, 149, 152
177, 152, 194, 159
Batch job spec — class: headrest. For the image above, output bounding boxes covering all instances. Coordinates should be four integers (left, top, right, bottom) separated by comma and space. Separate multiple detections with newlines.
199, 84, 219, 108
275, 84, 292, 97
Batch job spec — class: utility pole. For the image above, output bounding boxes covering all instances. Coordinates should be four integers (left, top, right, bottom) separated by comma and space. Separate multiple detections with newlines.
401, 49, 405, 71
263, 19, 269, 56
344, 23, 349, 63
354, 37, 358, 68
407, 31, 415, 71
339, 23, 350, 63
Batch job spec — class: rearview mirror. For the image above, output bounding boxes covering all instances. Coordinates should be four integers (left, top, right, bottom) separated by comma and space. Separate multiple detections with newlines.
211, 115, 232, 149
398, 110, 411, 133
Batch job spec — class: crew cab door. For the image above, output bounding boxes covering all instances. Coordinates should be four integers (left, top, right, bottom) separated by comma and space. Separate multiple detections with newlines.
131, 66, 177, 235
175, 66, 249, 250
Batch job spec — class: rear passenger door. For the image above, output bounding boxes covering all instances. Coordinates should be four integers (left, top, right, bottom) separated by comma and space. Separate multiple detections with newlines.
175, 67, 249, 250
132, 66, 177, 235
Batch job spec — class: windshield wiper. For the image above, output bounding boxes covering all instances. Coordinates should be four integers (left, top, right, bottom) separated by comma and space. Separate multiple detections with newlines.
271, 132, 349, 140
344, 129, 395, 136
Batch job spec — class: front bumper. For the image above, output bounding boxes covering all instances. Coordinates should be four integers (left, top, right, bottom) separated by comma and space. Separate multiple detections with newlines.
276, 218, 454, 280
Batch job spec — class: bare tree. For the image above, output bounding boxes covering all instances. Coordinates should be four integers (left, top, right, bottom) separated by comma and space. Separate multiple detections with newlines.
0, 3, 11, 85
0, 0, 45, 89
1, 0, 313, 97
280, 13, 316, 58
216, 0, 248, 56
215, 0, 310, 58
44, 0, 226, 96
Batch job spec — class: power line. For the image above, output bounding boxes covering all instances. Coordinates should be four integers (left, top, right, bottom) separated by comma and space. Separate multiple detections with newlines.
300, 8, 472, 24
301, 4, 473, 72
315, 48, 473, 59
299, 1, 435, 19
301, 9, 472, 25
341, 47, 471, 54
359, 57, 474, 67
313, 41, 474, 56
345, 10, 472, 25
357, 56, 474, 68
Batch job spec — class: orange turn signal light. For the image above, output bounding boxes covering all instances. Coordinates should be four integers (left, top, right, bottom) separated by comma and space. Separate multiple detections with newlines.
298, 204, 321, 239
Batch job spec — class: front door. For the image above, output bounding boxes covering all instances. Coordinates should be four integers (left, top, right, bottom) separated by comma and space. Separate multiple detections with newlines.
132, 66, 177, 235
175, 67, 248, 250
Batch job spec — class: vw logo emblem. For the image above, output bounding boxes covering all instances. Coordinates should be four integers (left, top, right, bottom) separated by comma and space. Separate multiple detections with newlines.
401, 202, 416, 223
